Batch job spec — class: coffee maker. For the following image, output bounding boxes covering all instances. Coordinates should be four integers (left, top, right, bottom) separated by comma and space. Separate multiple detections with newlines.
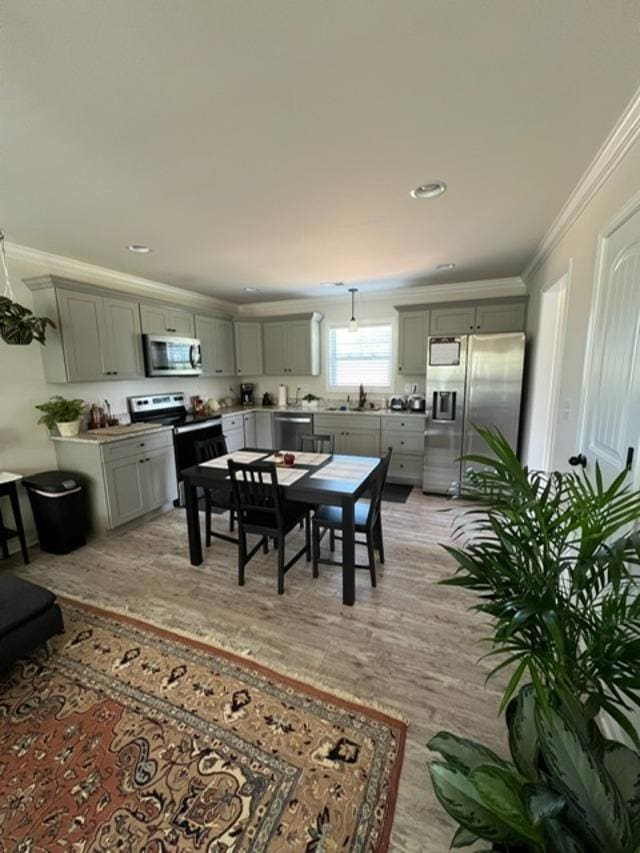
240, 383, 254, 406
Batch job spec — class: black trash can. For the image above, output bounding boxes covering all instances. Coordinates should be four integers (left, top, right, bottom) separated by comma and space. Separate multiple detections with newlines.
22, 471, 87, 554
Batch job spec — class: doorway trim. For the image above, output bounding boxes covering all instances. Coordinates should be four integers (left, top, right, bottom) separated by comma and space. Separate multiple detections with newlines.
537, 265, 571, 471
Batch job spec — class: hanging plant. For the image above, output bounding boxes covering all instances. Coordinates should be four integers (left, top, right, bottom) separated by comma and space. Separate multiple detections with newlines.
0, 230, 55, 345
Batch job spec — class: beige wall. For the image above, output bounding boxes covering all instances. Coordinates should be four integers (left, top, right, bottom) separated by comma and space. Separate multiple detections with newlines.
522, 136, 640, 471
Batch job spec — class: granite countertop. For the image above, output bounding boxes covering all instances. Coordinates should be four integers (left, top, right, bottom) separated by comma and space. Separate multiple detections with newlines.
222, 405, 425, 417
50, 406, 425, 445
49, 424, 174, 445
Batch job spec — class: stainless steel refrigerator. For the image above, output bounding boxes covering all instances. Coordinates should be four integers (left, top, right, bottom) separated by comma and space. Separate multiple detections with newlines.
422, 332, 526, 495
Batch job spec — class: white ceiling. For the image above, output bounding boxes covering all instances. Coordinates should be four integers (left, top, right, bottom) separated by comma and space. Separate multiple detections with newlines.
3, 1, 640, 303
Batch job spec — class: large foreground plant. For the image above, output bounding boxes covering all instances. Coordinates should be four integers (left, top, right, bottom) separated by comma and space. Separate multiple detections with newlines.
444, 427, 640, 744
428, 685, 640, 852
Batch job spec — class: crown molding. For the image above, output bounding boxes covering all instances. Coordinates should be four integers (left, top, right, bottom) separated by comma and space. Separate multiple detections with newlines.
6, 241, 238, 315
522, 82, 640, 283
238, 276, 526, 316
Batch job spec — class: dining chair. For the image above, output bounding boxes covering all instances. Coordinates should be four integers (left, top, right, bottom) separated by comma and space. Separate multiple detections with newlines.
228, 460, 311, 594
311, 448, 392, 587
193, 435, 237, 546
299, 433, 335, 454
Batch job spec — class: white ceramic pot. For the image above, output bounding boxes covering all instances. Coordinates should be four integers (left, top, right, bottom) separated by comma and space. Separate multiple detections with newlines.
56, 419, 81, 437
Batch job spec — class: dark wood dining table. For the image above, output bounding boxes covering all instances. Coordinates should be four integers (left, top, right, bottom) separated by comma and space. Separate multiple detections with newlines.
181, 449, 383, 606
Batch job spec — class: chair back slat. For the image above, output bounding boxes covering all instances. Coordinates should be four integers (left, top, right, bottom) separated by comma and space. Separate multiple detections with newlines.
228, 460, 282, 527
299, 433, 335, 454
194, 434, 228, 463
367, 447, 392, 527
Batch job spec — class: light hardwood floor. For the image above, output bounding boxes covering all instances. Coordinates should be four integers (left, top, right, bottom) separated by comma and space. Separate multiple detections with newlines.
7, 490, 506, 852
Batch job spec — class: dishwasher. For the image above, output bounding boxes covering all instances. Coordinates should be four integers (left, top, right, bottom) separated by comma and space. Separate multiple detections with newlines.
273, 413, 314, 450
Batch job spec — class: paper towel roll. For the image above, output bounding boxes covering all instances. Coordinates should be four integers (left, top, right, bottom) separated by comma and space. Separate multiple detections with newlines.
278, 384, 287, 407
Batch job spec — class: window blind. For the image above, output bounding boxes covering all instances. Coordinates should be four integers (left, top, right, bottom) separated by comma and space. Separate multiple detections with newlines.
328, 324, 393, 388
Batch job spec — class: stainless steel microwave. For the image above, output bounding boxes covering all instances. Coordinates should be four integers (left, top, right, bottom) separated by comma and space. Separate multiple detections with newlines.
142, 334, 202, 377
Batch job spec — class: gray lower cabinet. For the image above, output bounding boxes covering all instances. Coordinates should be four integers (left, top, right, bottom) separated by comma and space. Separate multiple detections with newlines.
222, 413, 244, 451
52, 430, 176, 534
262, 313, 322, 376
243, 412, 257, 447
104, 456, 147, 526
140, 303, 195, 336
234, 322, 263, 375
255, 411, 274, 449
397, 309, 429, 375
381, 414, 425, 485
314, 414, 381, 457
197, 315, 237, 376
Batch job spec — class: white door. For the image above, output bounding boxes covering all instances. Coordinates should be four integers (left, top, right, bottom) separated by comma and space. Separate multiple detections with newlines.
578, 203, 640, 485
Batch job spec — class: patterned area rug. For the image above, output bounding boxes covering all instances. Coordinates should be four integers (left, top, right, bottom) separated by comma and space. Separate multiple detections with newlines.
0, 601, 405, 851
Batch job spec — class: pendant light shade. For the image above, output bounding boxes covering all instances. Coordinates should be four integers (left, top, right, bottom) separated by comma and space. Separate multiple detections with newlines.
348, 287, 358, 333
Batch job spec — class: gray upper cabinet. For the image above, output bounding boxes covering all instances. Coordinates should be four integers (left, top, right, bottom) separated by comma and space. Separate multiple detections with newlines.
262, 313, 322, 376
214, 317, 236, 375
140, 303, 195, 336
263, 321, 289, 374
397, 309, 429, 374
103, 296, 144, 379
234, 321, 263, 375
474, 301, 526, 333
54, 287, 144, 382
288, 320, 313, 374
430, 300, 527, 336
196, 314, 236, 376
430, 305, 477, 335
57, 289, 110, 381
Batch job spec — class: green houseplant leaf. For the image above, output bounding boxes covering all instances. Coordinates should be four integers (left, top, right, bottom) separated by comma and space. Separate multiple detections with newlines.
507, 685, 539, 782
427, 731, 512, 774
428, 761, 525, 845
469, 764, 544, 845
35, 396, 85, 431
601, 741, 640, 840
535, 703, 632, 852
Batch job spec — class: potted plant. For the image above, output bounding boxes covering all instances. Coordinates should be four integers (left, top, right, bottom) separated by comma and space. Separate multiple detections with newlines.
428, 685, 640, 852
426, 426, 640, 851
36, 396, 86, 436
0, 231, 55, 345
301, 393, 321, 410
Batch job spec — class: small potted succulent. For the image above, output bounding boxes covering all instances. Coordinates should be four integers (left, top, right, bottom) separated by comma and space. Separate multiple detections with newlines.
301, 393, 321, 410
36, 395, 86, 437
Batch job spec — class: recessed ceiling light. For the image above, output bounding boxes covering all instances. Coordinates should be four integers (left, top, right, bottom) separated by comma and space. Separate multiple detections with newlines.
244, 286, 260, 293
410, 181, 447, 199
126, 243, 152, 253
436, 263, 456, 271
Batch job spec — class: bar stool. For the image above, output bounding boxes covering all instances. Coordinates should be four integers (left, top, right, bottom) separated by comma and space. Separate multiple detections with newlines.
0, 473, 29, 564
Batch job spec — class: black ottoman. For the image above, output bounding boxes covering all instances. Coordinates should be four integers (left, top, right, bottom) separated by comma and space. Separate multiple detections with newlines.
0, 575, 64, 671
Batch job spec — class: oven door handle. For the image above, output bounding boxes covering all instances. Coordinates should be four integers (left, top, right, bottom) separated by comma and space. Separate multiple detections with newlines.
174, 418, 222, 435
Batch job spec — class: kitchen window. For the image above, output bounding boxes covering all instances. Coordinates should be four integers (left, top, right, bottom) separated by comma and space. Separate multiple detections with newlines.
327, 323, 393, 390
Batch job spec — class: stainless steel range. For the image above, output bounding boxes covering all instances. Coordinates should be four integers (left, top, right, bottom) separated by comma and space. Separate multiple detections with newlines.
128, 392, 222, 504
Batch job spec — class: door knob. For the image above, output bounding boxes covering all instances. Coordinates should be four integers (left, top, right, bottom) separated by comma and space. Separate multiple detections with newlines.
568, 453, 587, 468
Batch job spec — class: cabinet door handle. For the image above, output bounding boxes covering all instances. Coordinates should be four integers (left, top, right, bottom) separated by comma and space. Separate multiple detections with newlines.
469, 325, 474, 330
398, 366, 403, 372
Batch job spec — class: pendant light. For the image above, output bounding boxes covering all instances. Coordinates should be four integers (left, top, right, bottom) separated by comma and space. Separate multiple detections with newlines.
348, 287, 358, 333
